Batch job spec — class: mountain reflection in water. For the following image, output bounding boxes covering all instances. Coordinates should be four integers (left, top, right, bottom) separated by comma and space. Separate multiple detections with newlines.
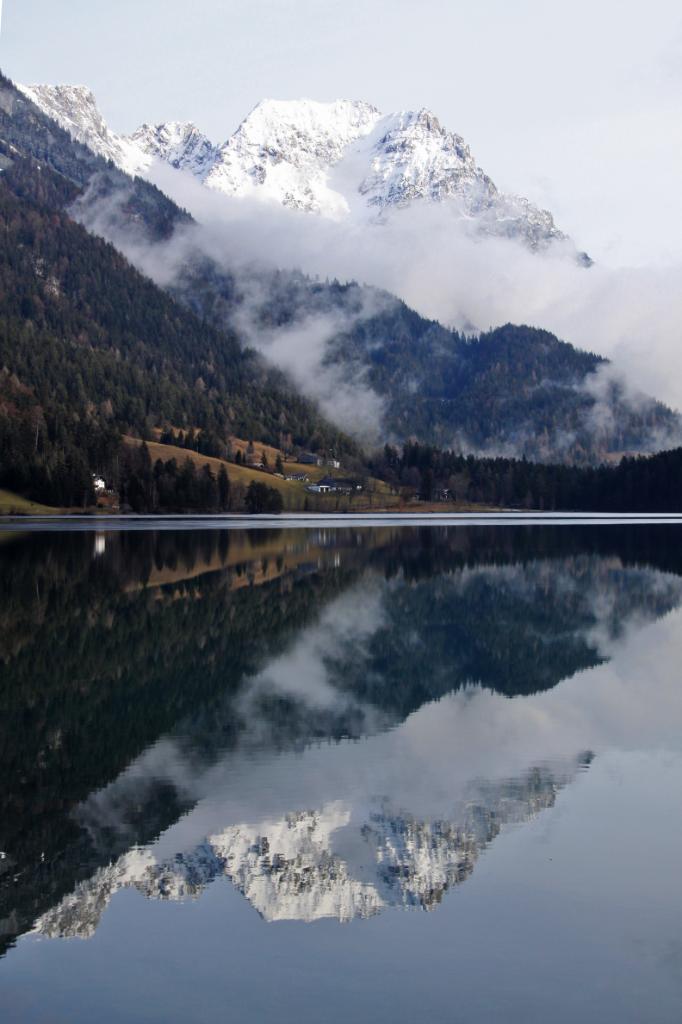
1, 525, 682, 952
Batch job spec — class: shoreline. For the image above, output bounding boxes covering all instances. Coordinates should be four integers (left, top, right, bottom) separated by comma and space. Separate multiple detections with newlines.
2, 511, 682, 531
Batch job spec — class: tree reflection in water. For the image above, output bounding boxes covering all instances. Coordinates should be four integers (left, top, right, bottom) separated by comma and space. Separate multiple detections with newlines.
1, 524, 681, 950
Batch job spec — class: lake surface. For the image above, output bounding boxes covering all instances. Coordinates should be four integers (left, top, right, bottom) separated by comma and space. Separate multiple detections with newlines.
1, 523, 682, 1023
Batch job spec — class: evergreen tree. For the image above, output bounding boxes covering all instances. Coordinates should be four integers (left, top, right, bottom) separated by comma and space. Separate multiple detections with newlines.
218, 465, 231, 510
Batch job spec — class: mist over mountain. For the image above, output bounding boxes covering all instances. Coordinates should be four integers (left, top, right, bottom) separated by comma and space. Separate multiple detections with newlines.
1, 69, 680, 474
19, 85, 585, 257
207, 273, 679, 460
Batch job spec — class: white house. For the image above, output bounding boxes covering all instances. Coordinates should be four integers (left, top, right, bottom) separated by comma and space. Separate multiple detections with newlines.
306, 476, 362, 495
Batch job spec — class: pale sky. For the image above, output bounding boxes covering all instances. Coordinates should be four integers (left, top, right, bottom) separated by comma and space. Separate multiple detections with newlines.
1, 0, 681, 264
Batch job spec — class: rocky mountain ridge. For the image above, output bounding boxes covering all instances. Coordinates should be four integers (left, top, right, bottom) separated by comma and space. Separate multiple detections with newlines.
19, 85, 576, 252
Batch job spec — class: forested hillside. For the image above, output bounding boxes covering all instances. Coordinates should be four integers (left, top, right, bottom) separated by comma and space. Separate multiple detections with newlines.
176, 265, 680, 462
0, 154, 356, 505
234, 273, 680, 462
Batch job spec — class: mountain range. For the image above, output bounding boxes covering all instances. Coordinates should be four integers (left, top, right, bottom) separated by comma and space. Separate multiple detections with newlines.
1, 68, 680, 506
19, 85, 584, 255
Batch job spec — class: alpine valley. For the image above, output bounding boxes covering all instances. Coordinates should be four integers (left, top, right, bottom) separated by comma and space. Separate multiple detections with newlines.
1, 70, 680, 510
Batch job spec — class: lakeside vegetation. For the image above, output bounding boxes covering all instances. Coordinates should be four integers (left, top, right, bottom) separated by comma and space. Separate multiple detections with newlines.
371, 442, 682, 513
6, 433, 682, 516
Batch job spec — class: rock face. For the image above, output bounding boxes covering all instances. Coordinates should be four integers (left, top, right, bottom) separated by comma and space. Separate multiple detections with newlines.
18, 86, 571, 251
16, 84, 150, 176
203, 98, 382, 219
130, 121, 216, 180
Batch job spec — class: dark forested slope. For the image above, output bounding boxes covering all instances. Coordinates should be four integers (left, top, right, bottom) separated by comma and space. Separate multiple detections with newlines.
232, 272, 680, 462
0, 157, 356, 504
0, 71, 361, 503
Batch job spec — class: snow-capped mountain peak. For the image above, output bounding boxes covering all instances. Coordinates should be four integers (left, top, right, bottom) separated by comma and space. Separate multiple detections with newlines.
18, 84, 104, 144
17, 83, 572, 250
17, 83, 150, 177
357, 106, 489, 209
202, 97, 382, 216
130, 121, 217, 179
237, 97, 381, 150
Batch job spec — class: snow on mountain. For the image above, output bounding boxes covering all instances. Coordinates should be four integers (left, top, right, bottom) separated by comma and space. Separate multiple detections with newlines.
16, 84, 150, 177
335, 107, 564, 248
19, 84, 570, 250
203, 98, 381, 217
130, 121, 217, 180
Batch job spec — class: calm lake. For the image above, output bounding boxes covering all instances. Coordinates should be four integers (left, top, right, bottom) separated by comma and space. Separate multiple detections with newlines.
1, 523, 681, 1023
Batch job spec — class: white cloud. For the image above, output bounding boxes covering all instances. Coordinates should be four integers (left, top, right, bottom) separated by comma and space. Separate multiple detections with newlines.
76, 158, 682, 421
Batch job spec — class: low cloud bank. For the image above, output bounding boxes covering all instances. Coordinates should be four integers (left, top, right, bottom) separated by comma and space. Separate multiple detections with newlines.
73, 159, 682, 445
